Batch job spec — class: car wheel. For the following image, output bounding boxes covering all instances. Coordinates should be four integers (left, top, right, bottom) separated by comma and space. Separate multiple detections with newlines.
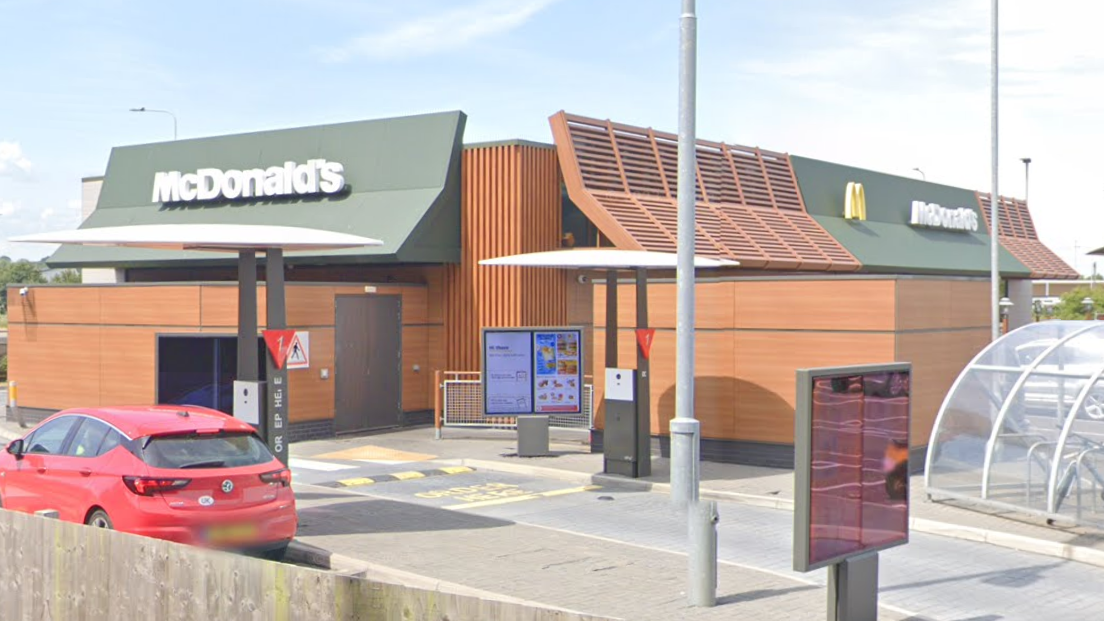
86, 509, 113, 529
261, 544, 289, 562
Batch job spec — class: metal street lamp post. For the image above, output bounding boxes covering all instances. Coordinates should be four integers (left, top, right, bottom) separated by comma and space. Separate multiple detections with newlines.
129, 107, 178, 140
990, 0, 1000, 342
912, 167, 926, 180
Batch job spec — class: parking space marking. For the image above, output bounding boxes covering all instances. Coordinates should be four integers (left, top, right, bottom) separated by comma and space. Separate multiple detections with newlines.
443, 485, 601, 510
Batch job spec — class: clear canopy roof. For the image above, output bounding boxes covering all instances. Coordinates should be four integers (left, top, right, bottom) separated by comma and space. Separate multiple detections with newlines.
926, 320, 1104, 524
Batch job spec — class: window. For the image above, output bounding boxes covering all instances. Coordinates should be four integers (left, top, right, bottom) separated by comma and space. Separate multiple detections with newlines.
97, 430, 125, 457
140, 432, 273, 469
25, 417, 79, 455
66, 419, 111, 458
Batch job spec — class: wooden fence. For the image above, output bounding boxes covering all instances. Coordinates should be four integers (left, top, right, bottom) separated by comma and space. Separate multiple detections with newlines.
0, 509, 613, 621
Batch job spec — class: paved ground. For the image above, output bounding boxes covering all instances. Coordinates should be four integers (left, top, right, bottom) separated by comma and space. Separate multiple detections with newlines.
7, 417, 1104, 619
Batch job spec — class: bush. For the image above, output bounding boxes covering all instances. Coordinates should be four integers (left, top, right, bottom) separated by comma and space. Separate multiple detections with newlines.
1052, 286, 1104, 320
0, 355, 7, 383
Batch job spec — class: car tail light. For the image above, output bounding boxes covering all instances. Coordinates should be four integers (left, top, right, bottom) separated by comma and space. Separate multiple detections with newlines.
123, 476, 191, 496
259, 468, 292, 487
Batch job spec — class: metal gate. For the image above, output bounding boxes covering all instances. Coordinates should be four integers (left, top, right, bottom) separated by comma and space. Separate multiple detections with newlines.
440, 371, 593, 430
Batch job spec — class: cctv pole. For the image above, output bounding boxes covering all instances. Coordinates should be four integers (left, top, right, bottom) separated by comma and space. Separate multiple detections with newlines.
672, 0, 699, 512
990, 0, 1000, 342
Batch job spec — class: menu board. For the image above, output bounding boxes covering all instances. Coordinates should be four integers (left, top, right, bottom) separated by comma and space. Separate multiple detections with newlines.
483, 327, 583, 416
794, 364, 910, 573
483, 331, 534, 415
533, 330, 581, 413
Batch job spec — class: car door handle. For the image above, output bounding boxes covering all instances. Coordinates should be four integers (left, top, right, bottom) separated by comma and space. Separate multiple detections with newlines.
36, 467, 46, 474
80, 468, 92, 477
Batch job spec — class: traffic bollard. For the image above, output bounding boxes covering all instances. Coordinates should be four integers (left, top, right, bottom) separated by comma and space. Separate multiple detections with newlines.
689, 499, 719, 607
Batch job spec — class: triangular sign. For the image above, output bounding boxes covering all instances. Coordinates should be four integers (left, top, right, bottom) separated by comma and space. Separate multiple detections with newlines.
263, 329, 296, 370
636, 328, 657, 360
286, 333, 309, 369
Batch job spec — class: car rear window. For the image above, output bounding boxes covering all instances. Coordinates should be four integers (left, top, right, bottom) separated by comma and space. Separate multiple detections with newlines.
140, 432, 274, 469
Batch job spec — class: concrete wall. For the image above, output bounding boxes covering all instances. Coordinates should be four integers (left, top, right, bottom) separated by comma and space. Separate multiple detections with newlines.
0, 508, 610, 621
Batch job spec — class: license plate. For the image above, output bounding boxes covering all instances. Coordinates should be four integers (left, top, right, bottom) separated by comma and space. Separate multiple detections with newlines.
204, 523, 259, 544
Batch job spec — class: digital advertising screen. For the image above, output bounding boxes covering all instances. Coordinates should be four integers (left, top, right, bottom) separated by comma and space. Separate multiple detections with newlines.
482, 327, 584, 416
794, 363, 911, 573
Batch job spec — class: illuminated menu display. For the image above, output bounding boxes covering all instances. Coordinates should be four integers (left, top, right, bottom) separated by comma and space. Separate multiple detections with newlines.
483, 328, 583, 416
796, 366, 911, 572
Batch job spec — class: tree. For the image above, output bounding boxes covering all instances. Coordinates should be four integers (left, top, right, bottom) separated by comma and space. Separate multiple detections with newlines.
0, 258, 46, 313
1052, 286, 1104, 320
49, 269, 81, 284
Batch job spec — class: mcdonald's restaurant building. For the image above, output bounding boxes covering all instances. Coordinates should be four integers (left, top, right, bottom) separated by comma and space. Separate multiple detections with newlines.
7, 110, 1077, 466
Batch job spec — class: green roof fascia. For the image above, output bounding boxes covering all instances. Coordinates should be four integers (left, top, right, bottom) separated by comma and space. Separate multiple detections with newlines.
49, 111, 466, 268
791, 155, 1032, 278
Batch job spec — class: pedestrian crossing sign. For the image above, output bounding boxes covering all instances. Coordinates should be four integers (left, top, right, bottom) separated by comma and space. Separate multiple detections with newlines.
287, 332, 310, 370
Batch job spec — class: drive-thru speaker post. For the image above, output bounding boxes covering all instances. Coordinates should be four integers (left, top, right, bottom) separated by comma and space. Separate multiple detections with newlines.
482, 326, 584, 458
794, 362, 912, 621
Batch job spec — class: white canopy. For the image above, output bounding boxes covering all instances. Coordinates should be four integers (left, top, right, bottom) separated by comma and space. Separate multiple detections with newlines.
479, 249, 739, 269
10, 224, 383, 252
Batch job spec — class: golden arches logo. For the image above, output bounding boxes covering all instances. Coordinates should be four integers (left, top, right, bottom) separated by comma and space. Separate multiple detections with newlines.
844, 182, 866, 221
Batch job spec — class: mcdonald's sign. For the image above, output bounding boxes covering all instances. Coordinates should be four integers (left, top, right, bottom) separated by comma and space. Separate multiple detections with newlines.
844, 182, 867, 221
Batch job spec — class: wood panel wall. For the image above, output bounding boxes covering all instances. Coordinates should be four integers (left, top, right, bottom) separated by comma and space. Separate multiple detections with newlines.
590, 276, 992, 448
8, 281, 439, 423
444, 144, 568, 371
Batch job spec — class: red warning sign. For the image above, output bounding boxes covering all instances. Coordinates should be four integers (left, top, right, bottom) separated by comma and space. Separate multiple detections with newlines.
636, 328, 656, 360
263, 330, 296, 370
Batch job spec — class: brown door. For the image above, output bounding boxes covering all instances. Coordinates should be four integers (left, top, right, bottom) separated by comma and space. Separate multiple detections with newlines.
334, 295, 403, 434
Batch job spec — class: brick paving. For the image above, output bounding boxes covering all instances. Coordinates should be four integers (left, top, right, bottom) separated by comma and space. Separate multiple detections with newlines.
293, 487, 921, 621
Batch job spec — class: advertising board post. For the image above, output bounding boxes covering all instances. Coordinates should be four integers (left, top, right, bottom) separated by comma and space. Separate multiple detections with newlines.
794, 363, 912, 621
482, 327, 584, 458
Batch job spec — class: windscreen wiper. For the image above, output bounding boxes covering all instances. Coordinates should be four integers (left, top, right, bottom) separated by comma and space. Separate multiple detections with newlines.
178, 460, 226, 469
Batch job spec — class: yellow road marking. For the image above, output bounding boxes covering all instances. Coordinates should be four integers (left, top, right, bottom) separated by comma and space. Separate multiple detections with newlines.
444, 485, 600, 510
337, 477, 376, 487
438, 466, 474, 475
391, 471, 426, 481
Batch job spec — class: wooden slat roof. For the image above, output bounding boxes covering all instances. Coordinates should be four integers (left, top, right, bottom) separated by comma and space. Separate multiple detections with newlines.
550, 112, 860, 272
977, 193, 1078, 279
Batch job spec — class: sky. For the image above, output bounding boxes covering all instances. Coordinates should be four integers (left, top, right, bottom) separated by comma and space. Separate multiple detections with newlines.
1, 0, 1102, 273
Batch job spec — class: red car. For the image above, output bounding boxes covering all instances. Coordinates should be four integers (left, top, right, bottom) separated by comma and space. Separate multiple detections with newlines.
0, 405, 297, 559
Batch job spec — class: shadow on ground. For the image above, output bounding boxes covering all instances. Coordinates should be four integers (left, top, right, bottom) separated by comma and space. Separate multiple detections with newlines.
297, 498, 514, 536
716, 584, 819, 605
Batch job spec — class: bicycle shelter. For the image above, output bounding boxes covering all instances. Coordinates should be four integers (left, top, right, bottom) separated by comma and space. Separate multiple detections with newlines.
926, 320, 1104, 525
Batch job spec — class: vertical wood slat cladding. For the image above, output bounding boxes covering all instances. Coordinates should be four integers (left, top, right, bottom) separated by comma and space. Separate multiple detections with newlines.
445, 144, 566, 371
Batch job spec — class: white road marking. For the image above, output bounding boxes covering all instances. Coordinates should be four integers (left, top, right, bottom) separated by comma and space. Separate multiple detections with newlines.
289, 457, 357, 472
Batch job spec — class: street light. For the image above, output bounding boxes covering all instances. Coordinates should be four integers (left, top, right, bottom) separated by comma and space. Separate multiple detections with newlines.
129, 107, 178, 140
999, 297, 1013, 333
989, 0, 1000, 342
912, 167, 926, 180
1021, 157, 1032, 203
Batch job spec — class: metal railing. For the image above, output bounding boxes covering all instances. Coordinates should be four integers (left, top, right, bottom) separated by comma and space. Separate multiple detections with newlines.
434, 371, 593, 432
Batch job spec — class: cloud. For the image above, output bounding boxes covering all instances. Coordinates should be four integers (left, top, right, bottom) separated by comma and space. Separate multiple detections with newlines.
711, 0, 1104, 272
320, 0, 559, 62
0, 142, 32, 176
0, 201, 17, 217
